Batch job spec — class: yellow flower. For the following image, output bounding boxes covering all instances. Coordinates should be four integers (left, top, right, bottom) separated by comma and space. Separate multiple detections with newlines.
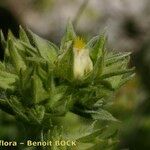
73, 37, 93, 79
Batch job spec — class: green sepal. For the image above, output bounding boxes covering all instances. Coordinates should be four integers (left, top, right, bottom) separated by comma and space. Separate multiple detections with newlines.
60, 20, 76, 53
56, 43, 73, 81
87, 34, 107, 63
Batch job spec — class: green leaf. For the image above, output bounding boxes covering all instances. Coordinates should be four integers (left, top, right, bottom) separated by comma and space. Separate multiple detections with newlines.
26, 56, 46, 64
4, 31, 14, 59
37, 64, 50, 86
18, 41, 38, 56
26, 29, 57, 63
0, 30, 6, 49
105, 52, 131, 66
7, 96, 29, 122
86, 35, 99, 48
0, 78, 15, 90
85, 109, 118, 122
18, 68, 35, 106
92, 56, 104, 79
0, 70, 17, 90
102, 54, 134, 89
100, 68, 135, 80
116, 73, 135, 89
19, 68, 33, 92
7, 30, 16, 40
31, 69, 49, 104
0, 98, 15, 115
19, 26, 30, 44
26, 106, 45, 124
46, 85, 69, 115
103, 58, 127, 75
0, 70, 17, 79
77, 128, 105, 143
7, 39, 26, 72
0, 62, 5, 70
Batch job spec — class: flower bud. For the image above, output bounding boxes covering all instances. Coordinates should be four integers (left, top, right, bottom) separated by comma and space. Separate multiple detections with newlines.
73, 37, 93, 79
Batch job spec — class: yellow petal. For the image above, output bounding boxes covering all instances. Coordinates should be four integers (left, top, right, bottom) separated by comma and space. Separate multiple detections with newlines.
73, 37, 85, 50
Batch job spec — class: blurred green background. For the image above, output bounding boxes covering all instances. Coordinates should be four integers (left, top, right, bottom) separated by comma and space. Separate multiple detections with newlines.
0, 0, 150, 149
